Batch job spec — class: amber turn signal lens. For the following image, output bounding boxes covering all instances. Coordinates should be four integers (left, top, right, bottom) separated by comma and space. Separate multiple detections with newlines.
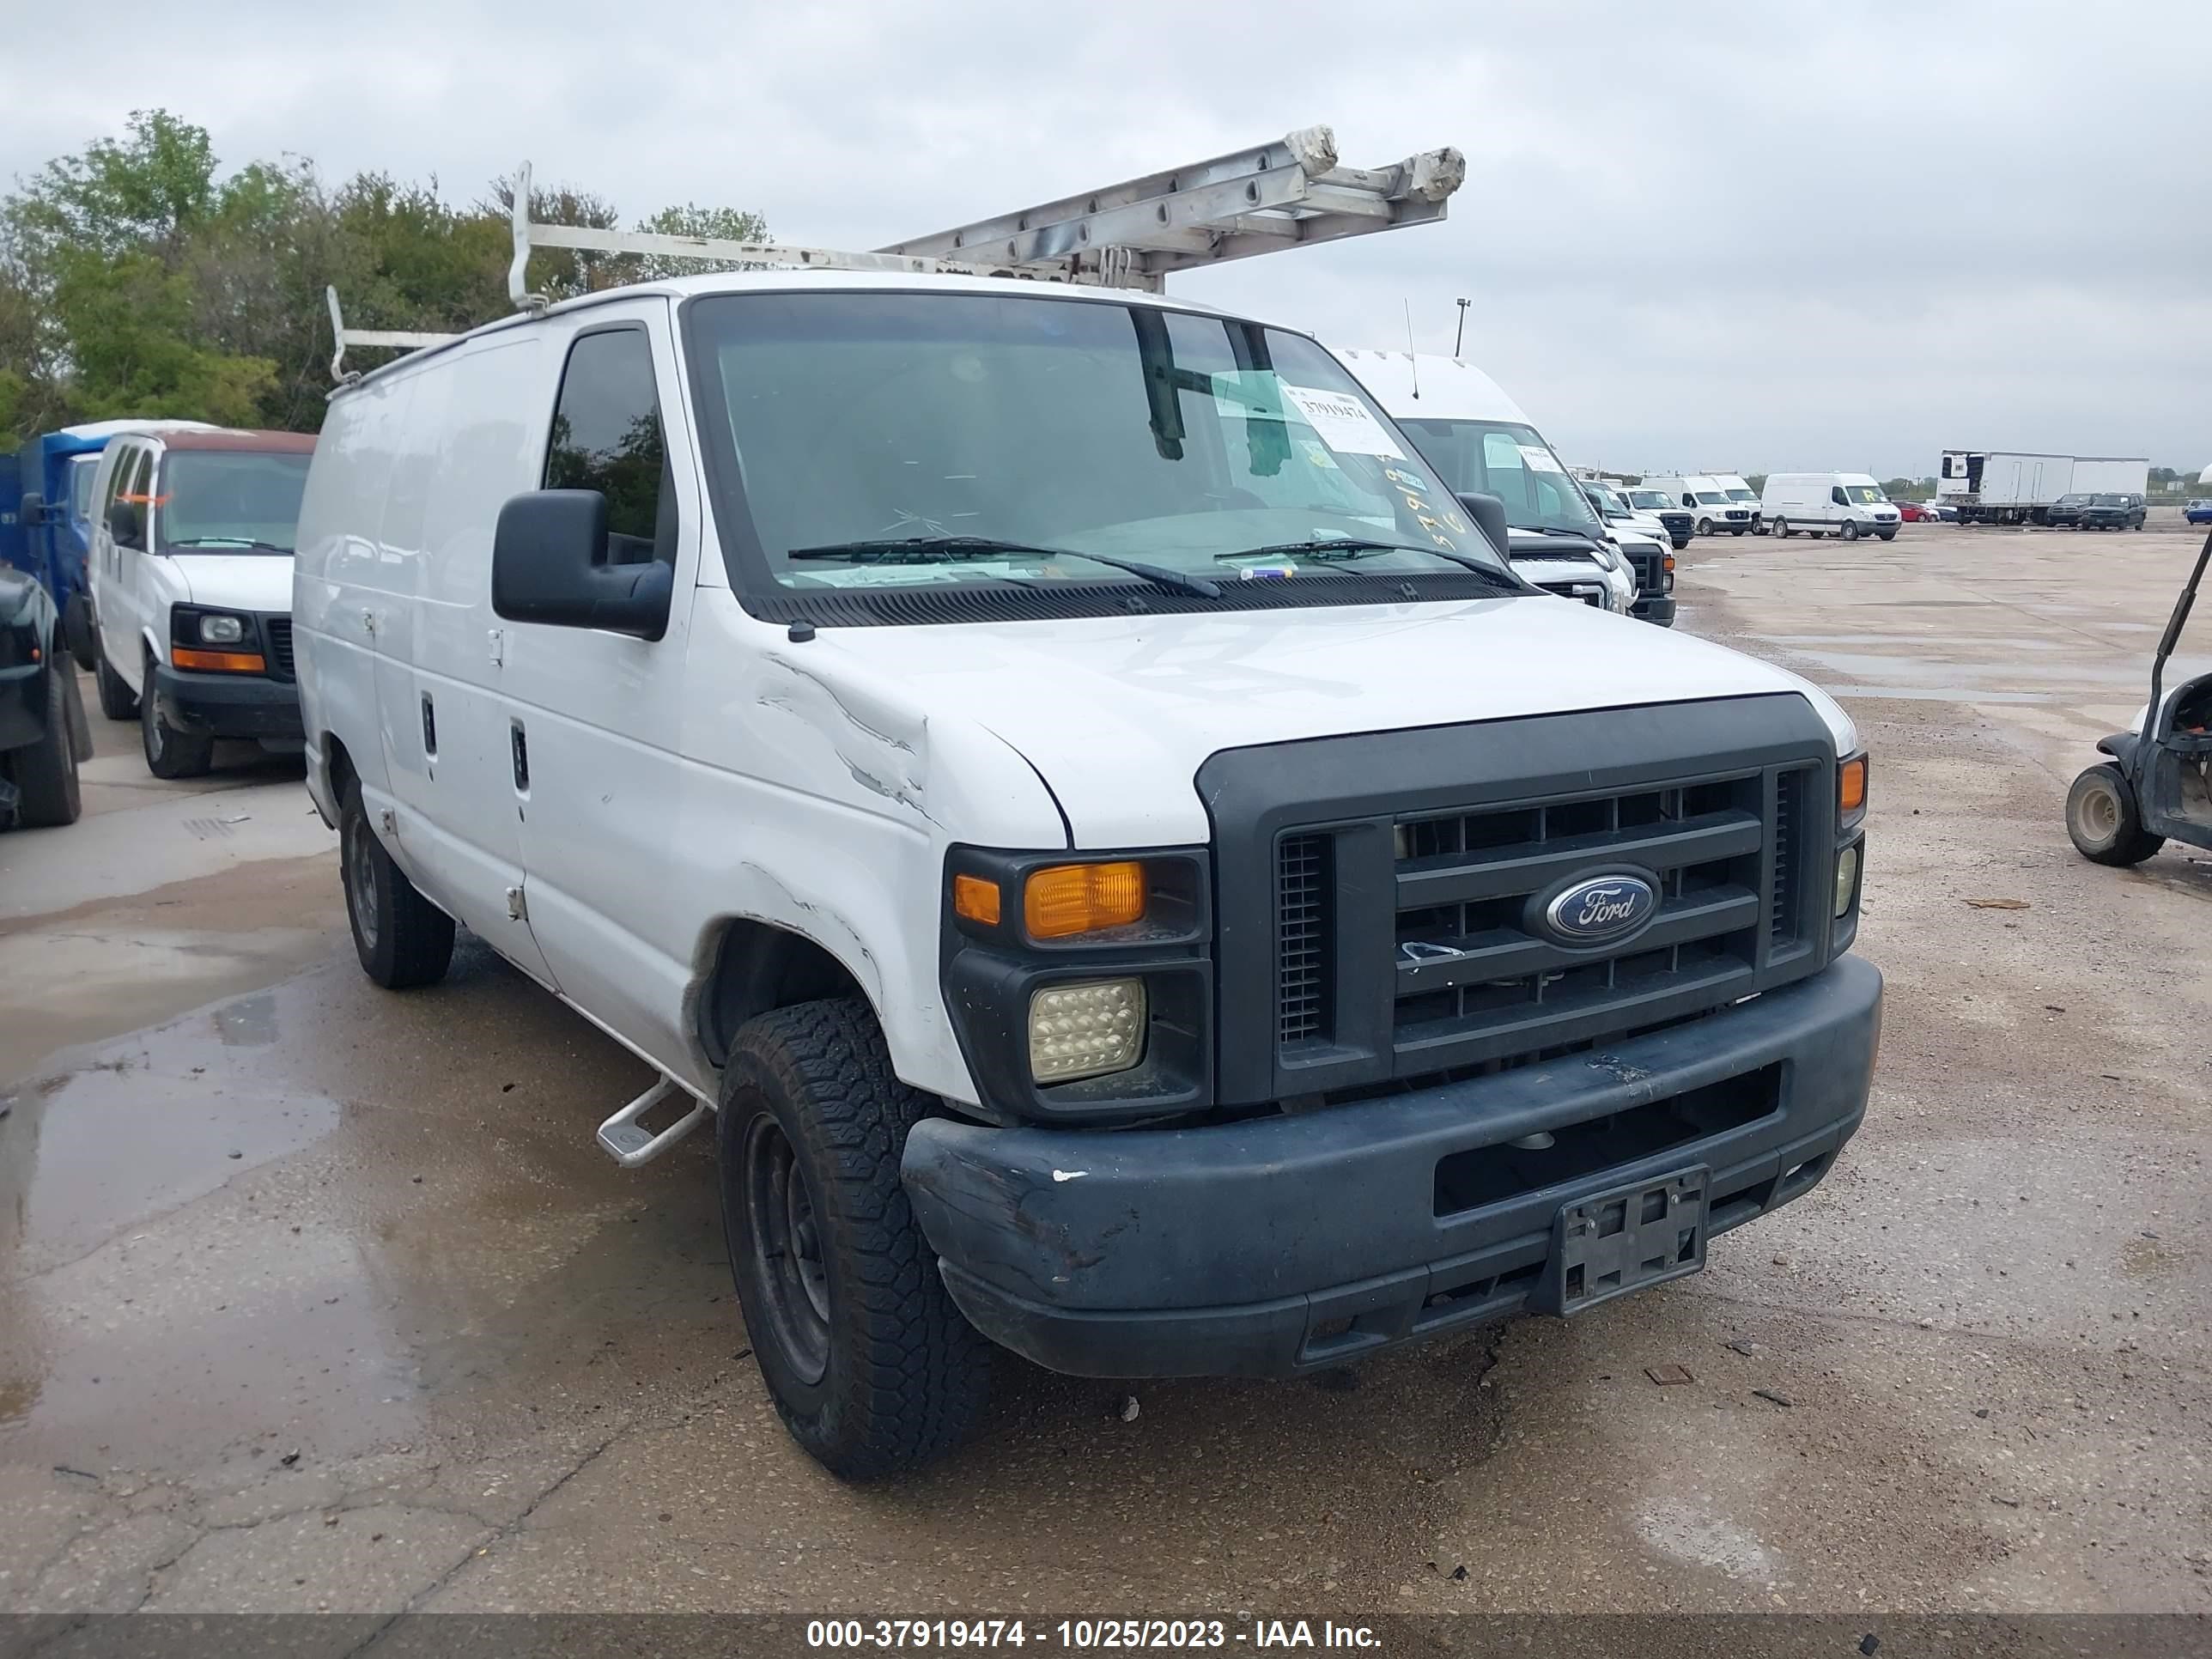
170, 647, 267, 673
1024, 861, 1146, 939
952, 873, 1001, 927
1839, 757, 1867, 816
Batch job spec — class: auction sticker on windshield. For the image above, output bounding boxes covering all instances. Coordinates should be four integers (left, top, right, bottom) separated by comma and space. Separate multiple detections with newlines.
1279, 385, 1406, 459
1518, 444, 1567, 473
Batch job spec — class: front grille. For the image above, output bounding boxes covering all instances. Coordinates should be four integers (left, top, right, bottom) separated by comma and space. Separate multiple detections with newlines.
1266, 752, 1827, 1087
1724, 508, 1750, 521
1277, 835, 1331, 1045
1625, 547, 1664, 595
264, 617, 295, 681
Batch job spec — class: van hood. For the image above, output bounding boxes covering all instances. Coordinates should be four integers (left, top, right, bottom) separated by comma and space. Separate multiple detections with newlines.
811, 594, 1857, 846
166, 553, 295, 613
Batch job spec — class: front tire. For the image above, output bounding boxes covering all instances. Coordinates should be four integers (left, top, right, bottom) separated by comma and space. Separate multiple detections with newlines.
1841, 520, 1862, 543
94, 635, 139, 720
140, 655, 214, 779
1695, 517, 1713, 537
338, 780, 455, 988
1773, 519, 1792, 538
2066, 763, 2164, 867
1878, 529, 1898, 541
9, 665, 82, 828
720, 998, 994, 1480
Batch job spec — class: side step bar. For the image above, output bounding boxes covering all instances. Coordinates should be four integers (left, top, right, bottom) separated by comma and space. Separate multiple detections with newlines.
596, 1076, 710, 1169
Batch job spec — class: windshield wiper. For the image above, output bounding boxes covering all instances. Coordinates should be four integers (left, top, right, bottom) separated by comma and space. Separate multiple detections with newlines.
1515, 526, 1602, 541
167, 537, 293, 552
787, 536, 1221, 599
1218, 538, 1522, 589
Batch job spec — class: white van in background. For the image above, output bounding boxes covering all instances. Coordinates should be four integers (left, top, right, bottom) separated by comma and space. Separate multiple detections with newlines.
1332, 349, 1653, 621
1644, 474, 1753, 538
1707, 473, 1764, 534
1762, 472, 1901, 543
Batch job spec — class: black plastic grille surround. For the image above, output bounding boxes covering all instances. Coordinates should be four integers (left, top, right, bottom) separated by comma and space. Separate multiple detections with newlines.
264, 617, 295, 682
1200, 696, 1842, 1108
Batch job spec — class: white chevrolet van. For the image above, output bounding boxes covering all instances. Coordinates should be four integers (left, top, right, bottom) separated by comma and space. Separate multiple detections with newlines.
1763, 472, 1901, 542
296, 270, 1881, 1478
86, 428, 316, 777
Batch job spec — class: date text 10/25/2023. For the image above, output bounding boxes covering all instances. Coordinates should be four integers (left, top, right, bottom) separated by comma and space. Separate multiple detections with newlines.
805, 1620, 1382, 1650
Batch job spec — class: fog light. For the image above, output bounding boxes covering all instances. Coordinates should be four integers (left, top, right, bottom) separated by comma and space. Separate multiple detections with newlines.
1029, 978, 1146, 1084
1835, 842, 1861, 918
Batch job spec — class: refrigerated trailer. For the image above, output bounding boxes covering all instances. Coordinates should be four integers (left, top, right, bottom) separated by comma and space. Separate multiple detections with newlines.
2069, 457, 2151, 496
1937, 451, 2075, 524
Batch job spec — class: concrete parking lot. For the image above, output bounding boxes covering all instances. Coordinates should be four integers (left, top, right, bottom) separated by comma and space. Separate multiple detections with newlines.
3, 522, 2208, 1618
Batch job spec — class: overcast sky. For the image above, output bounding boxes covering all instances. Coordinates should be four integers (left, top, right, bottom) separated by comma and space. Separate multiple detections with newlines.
4, 0, 2203, 477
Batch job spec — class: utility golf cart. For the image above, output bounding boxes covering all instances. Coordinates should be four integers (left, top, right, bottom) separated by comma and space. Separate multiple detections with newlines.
2065, 531, 2212, 866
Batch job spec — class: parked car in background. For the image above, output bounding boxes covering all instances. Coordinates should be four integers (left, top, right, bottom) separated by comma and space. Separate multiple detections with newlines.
1893, 501, 1933, 522
2186, 499, 2212, 526
1643, 474, 1753, 538
1621, 488, 1694, 549
2078, 493, 2147, 532
2045, 493, 2093, 529
1336, 349, 1642, 618
1923, 500, 1960, 523
85, 428, 316, 778
1762, 473, 1901, 542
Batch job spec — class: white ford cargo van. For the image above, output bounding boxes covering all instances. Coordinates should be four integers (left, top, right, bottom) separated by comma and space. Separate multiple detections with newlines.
1707, 472, 1764, 534
86, 428, 316, 777
1763, 472, 1901, 542
296, 269, 1881, 1478
1334, 350, 1644, 618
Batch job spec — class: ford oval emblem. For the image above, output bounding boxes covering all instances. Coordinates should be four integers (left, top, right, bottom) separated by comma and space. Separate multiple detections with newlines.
1542, 874, 1658, 946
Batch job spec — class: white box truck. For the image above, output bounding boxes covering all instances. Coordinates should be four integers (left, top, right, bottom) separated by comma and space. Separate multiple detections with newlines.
1936, 451, 2075, 525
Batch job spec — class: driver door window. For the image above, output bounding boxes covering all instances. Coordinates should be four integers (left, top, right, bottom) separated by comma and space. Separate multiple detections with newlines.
543, 327, 675, 568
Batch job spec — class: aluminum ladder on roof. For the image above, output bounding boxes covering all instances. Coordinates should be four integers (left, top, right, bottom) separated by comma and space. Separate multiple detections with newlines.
327, 125, 1466, 378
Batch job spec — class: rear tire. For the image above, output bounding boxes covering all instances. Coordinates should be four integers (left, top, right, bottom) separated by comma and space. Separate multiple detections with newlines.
139, 654, 213, 779
338, 780, 455, 988
720, 998, 994, 1480
94, 635, 138, 720
2066, 763, 2164, 867
9, 665, 82, 828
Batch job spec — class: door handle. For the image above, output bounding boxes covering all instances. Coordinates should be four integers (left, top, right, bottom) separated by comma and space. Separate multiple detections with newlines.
509, 720, 529, 793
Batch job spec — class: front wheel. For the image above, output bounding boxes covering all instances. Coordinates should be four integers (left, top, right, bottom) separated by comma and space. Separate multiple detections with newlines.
339, 781, 455, 988
1773, 519, 1792, 538
140, 658, 214, 779
8, 665, 82, 828
1671, 535, 1689, 551
1695, 518, 1713, 536
2065, 763, 2164, 867
1841, 520, 1862, 543
720, 998, 994, 1480
1878, 529, 1898, 542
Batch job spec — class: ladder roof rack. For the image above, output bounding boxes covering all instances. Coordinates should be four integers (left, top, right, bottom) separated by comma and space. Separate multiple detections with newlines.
330, 125, 1465, 379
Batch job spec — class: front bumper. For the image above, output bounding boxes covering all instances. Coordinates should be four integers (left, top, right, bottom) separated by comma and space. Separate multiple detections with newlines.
1632, 594, 1679, 626
904, 955, 1881, 1379
152, 664, 303, 740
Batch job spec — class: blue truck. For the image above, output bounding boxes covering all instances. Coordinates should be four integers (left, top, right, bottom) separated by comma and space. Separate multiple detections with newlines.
3, 420, 214, 668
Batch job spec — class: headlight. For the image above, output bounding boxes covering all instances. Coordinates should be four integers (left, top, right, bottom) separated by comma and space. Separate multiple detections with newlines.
199, 613, 246, 644
1835, 842, 1862, 918
1029, 978, 1146, 1082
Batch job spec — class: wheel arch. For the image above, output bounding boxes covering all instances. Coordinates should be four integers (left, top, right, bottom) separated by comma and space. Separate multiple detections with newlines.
690, 915, 884, 1073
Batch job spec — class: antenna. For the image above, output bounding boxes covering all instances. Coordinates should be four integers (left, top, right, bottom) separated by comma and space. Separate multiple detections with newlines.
1455, 296, 1470, 356
1404, 299, 1419, 398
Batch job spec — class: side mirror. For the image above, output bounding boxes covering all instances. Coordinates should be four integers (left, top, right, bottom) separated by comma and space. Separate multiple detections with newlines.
491, 489, 672, 641
107, 499, 143, 548
1455, 491, 1511, 560
19, 492, 45, 527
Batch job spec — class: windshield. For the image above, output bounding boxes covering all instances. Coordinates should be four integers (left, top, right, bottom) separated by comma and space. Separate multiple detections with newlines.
1842, 483, 1886, 506
1583, 482, 1629, 516
1626, 489, 1675, 512
1691, 491, 1731, 506
685, 293, 1504, 594
2091, 495, 2126, 506
69, 455, 99, 523
1723, 487, 1756, 501
2057, 494, 2090, 505
156, 451, 311, 553
1393, 418, 1602, 535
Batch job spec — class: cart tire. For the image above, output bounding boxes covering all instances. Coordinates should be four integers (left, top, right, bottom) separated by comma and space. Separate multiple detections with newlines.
720, 998, 994, 1480
2065, 763, 2164, 867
